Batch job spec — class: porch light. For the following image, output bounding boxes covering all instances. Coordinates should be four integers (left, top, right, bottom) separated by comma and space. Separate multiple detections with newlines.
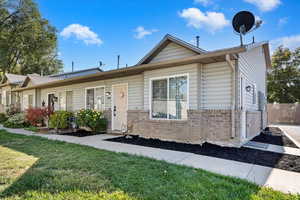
246, 85, 251, 92
105, 91, 111, 97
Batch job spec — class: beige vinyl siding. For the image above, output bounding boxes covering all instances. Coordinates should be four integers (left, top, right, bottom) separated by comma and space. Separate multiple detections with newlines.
149, 42, 197, 64
238, 46, 267, 111
40, 74, 144, 111
66, 91, 73, 111
200, 62, 232, 109
35, 89, 41, 107
27, 80, 34, 87
22, 89, 35, 110
1, 85, 11, 106
144, 63, 199, 110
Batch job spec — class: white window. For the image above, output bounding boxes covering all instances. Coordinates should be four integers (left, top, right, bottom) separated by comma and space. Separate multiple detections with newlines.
85, 86, 105, 110
151, 75, 188, 120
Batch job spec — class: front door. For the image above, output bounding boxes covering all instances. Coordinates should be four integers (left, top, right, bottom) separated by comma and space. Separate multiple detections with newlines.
48, 94, 55, 111
112, 84, 128, 132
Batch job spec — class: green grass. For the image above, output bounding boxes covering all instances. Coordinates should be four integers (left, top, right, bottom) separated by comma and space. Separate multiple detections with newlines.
0, 130, 299, 200
24, 126, 39, 132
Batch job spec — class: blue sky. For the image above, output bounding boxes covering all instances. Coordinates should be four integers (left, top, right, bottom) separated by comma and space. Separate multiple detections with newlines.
36, 0, 300, 72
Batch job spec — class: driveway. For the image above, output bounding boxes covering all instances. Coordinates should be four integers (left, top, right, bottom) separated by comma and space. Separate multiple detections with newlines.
1, 125, 300, 194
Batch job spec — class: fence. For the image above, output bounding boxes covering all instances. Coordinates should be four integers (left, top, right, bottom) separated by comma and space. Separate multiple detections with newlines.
267, 103, 300, 125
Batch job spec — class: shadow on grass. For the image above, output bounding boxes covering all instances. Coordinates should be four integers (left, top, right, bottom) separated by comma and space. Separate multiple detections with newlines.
0, 130, 297, 200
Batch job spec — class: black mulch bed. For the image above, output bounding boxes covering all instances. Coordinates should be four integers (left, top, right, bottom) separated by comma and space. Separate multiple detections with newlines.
61, 130, 101, 137
106, 135, 300, 173
252, 127, 299, 149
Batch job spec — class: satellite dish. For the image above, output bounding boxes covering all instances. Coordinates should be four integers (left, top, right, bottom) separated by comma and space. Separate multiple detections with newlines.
232, 11, 262, 46
232, 11, 255, 35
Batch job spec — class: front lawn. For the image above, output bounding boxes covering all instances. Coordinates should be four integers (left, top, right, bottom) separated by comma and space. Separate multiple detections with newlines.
0, 130, 299, 200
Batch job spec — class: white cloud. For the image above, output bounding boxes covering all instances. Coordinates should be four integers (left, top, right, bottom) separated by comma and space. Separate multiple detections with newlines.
194, 0, 212, 6
271, 35, 300, 52
278, 17, 288, 27
134, 26, 158, 39
244, 0, 281, 12
60, 24, 102, 45
179, 8, 229, 33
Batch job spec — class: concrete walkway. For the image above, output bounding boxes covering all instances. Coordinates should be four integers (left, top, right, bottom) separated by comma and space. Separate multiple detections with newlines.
1, 125, 300, 194
244, 141, 300, 156
274, 125, 300, 148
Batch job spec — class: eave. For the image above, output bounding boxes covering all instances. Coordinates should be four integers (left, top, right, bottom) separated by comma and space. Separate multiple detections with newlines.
12, 46, 246, 92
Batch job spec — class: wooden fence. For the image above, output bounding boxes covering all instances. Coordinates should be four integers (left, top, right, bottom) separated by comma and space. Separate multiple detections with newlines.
267, 103, 300, 125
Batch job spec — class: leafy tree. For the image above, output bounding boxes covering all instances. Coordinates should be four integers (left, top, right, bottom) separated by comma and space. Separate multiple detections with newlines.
0, 0, 63, 76
267, 46, 300, 103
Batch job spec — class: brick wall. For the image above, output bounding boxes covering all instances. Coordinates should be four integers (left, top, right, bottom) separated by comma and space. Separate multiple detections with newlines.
127, 109, 242, 147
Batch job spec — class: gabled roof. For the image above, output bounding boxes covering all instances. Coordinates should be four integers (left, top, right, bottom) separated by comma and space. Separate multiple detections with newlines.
21, 74, 59, 87
137, 34, 206, 65
0, 73, 27, 85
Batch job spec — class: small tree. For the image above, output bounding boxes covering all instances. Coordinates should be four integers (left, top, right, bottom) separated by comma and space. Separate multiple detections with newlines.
267, 46, 300, 103
0, 0, 63, 75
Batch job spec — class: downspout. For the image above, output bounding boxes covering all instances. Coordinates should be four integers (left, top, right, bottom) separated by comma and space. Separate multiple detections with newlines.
225, 54, 236, 139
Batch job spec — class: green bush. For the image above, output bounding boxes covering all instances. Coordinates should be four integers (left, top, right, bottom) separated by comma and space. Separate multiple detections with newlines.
0, 113, 8, 123
49, 111, 73, 129
76, 109, 107, 133
3, 113, 29, 128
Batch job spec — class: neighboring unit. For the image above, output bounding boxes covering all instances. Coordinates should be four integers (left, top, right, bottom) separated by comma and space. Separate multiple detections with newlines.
0, 34, 271, 147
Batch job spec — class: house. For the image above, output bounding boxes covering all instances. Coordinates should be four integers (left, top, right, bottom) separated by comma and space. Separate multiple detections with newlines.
0, 68, 102, 112
1, 34, 271, 147
0, 73, 27, 112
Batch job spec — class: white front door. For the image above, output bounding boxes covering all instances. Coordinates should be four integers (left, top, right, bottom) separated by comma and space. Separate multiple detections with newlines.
240, 76, 247, 139
112, 84, 128, 132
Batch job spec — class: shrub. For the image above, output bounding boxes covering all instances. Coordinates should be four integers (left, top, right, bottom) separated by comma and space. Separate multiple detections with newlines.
6, 106, 21, 116
0, 113, 8, 123
42, 106, 54, 119
26, 107, 47, 126
76, 109, 107, 133
25, 107, 53, 127
49, 111, 73, 130
3, 113, 29, 128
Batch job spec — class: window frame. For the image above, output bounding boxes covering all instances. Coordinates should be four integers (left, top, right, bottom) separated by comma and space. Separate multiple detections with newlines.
84, 86, 106, 110
149, 73, 189, 120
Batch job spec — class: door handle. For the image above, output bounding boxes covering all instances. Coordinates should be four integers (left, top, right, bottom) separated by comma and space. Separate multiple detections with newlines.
113, 106, 116, 116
